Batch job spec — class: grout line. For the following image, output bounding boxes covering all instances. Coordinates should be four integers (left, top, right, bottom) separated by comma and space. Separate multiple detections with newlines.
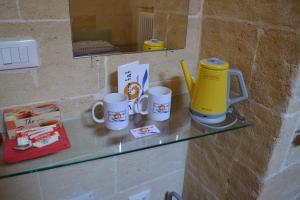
0, 19, 70, 24
188, 10, 202, 19
104, 56, 109, 94
113, 157, 118, 194
36, 173, 45, 200
30, 69, 39, 88
197, 0, 205, 59
91, 56, 101, 91
16, 0, 22, 19
248, 28, 264, 91
0, 76, 184, 111
0, 93, 99, 111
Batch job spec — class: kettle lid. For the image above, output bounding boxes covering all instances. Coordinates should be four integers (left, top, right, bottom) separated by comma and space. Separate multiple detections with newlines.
200, 58, 229, 70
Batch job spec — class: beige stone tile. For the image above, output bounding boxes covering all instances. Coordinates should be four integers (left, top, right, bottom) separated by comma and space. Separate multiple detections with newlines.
20, 0, 69, 19
225, 160, 260, 200
265, 113, 300, 176
200, 18, 258, 88
234, 101, 282, 176
59, 95, 96, 120
183, 170, 217, 200
0, 0, 19, 19
0, 70, 37, 107
250, 29, 300, 113
166, 14, 188, 49
36, 58, 99, 101
184, 137, 232, 199
214, 132, 240, 156
149, 77, 188, 95
203, 0, 300, 30
259, 162, 300, 200
39, 157, 115, 200
116, 142, 187, 191
0, 174, 42, 200
0, 22, 100, 106
106, 170, 184, 200
188, 0, 202, 15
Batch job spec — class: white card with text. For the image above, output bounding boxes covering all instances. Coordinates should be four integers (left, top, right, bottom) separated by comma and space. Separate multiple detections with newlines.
118, 61, 149, 115
130, 125, 160, 138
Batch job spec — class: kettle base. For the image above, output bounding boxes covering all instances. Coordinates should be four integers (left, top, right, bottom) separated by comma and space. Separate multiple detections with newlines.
190, 112, 226, 124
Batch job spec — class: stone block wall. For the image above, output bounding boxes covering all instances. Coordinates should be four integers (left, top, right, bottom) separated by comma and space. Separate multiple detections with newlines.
0, 0, 202, 199
183, 0, 300, 199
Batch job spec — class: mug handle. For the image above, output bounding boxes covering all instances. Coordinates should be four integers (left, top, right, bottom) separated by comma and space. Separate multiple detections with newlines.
228, 69, 249, 106
92, 101, 105, 123
135, 95, 149, 115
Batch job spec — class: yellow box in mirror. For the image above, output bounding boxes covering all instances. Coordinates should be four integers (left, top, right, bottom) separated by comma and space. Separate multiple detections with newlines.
143, 39, 165, 51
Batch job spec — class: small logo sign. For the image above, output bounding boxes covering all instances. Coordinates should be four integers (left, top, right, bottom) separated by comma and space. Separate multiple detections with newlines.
153, 103, 169, 113
123, 82, 141, 100
108, 111, 126, 122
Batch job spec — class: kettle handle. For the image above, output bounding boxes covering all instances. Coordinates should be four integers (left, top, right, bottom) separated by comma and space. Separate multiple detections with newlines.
228, 69, 248, 106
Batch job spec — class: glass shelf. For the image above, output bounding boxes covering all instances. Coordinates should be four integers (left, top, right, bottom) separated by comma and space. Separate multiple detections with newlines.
0, 94, 250, 179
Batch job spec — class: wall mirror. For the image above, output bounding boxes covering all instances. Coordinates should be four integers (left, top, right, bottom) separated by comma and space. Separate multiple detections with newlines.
69, 0, 189, 57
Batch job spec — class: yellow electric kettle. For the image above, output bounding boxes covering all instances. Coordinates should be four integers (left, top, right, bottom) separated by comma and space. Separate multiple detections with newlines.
180, 58, 248, 124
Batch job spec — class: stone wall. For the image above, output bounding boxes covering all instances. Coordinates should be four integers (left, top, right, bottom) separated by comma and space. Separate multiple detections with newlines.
183, 0, 300, 199
0, 0, 202, 199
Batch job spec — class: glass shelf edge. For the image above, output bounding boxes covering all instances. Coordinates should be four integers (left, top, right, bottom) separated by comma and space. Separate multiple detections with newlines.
0, 123, 251, 180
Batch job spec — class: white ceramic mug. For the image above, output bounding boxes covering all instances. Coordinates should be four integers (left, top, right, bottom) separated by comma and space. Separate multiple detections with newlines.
136, 86, 172, 121
92, 93, 129, 130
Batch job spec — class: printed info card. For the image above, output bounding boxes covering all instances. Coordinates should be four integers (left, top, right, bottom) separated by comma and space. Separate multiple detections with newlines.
130, 125, 160, 139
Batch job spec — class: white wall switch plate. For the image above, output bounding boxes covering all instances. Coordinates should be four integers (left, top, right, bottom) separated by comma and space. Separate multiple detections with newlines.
0, 39, 39, 70
69, 192, 95, 200
129, 190, 151, 200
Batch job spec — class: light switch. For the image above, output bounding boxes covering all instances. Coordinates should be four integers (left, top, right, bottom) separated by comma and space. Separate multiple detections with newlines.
2, 48, 12, 65
11, 47, 21, 63
0, 39, 39, 70
19, 46, 29, 63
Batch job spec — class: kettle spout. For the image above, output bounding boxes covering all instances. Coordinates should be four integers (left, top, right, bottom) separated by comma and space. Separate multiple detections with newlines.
180, 59, 194, 97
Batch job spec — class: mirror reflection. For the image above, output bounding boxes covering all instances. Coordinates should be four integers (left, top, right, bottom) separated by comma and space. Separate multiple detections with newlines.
69, 0, 189, 57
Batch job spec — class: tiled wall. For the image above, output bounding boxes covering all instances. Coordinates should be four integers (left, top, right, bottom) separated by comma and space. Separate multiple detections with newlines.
183, 0, 300, 199
0, 0, 202, 199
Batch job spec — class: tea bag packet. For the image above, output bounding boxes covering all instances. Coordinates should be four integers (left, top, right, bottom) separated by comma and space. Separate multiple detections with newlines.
15, 124, 60, 149
118, 61, 149, 115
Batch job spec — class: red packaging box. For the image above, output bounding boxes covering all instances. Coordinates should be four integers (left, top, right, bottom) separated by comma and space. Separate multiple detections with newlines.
3, 124, 71, 164
4, 103, 61, 139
